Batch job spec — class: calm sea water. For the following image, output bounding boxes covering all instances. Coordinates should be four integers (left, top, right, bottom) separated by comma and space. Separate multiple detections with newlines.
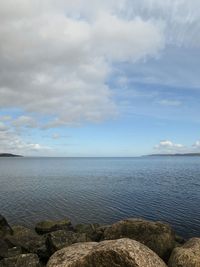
0, 157, 200, 238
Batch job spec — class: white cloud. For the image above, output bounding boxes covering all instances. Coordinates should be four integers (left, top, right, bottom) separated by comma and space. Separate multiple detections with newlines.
154, 139, 200, 154
154, 140, 185, 153
0, 0, 164, 127
0, 128, 50, 155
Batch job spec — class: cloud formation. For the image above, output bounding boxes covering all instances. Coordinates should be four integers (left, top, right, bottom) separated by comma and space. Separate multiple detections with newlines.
155, 139, 200, 154
0, 0, 164, 128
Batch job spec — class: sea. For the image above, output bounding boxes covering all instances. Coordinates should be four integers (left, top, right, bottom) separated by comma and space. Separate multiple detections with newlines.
0, 156, 200, 238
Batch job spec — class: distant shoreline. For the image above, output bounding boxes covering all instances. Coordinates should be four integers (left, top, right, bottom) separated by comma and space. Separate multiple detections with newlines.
0, 153, 23, 157
146, 153, 200, 157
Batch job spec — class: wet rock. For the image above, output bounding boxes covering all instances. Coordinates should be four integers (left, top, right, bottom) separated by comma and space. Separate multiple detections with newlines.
168, 237, 200, 267
47, 242, 98, 267
35, 219, 72, 235
0, 240, 22, 259
103, 218, 175, 261
0, 215, 13, 238
4, 226, 46, 257
46, 230, 90, 254
0, 253, 40, 267
74, 223, 101, 241
47, 238, 167, 267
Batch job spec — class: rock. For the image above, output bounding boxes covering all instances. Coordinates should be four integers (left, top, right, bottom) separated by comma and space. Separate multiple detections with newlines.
175, 234, 186, 245
0, 215, 13, 238
168, 237, 200, 267
0, 239, 22, 259
103, 218, 175, 261
0, 253, 40, 267
0, 240, 9, 259
35, 219, 72, 235
4, 226, 47, 259
46, 230, 90, 254
47, 242, 98, 267
47, 238, 167, 267
74, 223, 101, 241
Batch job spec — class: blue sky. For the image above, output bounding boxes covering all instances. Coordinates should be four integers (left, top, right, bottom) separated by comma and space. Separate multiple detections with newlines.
0, 0, 200, 156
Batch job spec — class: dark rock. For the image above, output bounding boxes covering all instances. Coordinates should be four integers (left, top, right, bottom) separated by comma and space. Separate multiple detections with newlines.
46, 230, 90, 254
0, 240, 9, 259
0, 215, 13, 238
35, 219, 72, 235
0, 240, 22, 259
168, 237, 200, 267
0, 253, 40, 267
5, 247, 22, 258
4, 226, 46, 259
175, 234, 186, 245
74, 223, 102, 241
47, 238, 167, 267
103, 218, 175, 261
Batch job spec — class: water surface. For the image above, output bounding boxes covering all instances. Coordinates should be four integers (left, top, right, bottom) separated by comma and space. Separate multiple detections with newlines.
0, 157, 200, 238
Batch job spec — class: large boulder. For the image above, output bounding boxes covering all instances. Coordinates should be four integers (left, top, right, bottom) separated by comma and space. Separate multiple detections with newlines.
46, 230, 90, 254
103, 218, 175, 260
47, 242, 98, 267
168, 237, 200, 267
35, 219, 72, 235
47, 238, 167, 267
74, 223, 101, 241
4, 226, 48, 261
0, 215, 13, 238
0, 253, 40, 267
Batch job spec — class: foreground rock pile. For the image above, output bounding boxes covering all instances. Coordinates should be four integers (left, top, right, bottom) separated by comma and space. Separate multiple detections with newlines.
0, 214, 199, 267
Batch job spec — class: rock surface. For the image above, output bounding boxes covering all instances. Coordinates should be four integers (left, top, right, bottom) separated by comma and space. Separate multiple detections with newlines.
46, 230, 90, 254
0, 215, 13, 238
168, 237, 200, 267
4, 225, 47, 260
0, 253, 40, 267
103, 218, 175, 260
47, 242, 98, 267
35, 219, 72, 235
47, 238, 167, 267
75, 223, 101, 241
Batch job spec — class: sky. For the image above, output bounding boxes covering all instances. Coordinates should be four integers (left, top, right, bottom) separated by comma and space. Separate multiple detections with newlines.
0, 0, 200, 156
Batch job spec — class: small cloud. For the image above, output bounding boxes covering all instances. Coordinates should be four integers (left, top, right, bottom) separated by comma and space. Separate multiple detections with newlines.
154, 140, 185, 153
158, 99, 182, 107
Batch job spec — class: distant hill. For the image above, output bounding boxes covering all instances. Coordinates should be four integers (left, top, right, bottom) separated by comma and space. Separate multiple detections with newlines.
147, 153, 200, 157
0, 153, 23, 157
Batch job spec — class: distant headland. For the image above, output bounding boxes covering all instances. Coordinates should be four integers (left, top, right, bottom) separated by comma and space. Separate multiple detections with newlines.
147, 153, 200, 157
0, 153, 23, 157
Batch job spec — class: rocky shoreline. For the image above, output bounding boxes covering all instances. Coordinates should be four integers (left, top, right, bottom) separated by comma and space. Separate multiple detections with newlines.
0, 214, 199, 267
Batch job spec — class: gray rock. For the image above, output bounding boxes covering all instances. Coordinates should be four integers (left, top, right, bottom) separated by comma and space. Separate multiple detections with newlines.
103, 218, 175, 261
46, 230, 90, 254
74, 223, 101, 241
47, 238, 167, 267
4, 226, 47, 260
168, 237, 200, 267
0, 215, 13, 238
35, 219, 72, 235
47, 242, 98, 267
0, 253, 40, 267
